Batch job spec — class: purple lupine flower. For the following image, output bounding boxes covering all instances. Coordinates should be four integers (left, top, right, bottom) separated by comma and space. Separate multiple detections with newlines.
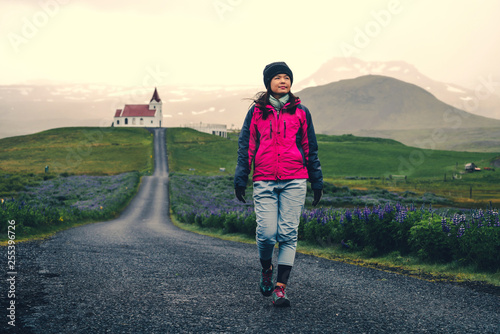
345, 209, 352, 222
354, 207, 362, 220
409, 203, 416, 212
492, 211, 500, 227
441, 217, 450, 233
363, 206, 371, 222
457, 224, 465, 238
396, 208, 407, 223
384, 203, 393, 214
475, 213, 483, 227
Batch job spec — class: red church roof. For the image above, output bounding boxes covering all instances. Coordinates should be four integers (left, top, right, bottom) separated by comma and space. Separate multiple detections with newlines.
116, 104, 157, 117
114, 89, 161, 118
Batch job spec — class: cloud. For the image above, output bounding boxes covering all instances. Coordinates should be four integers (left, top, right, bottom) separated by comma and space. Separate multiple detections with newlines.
192, 107, 215, 115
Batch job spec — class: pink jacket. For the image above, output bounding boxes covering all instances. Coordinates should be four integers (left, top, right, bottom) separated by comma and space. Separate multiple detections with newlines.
234, 96, 323, 190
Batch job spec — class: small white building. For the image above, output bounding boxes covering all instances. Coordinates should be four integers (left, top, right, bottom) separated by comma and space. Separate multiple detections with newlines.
184, 122, 227, 138
113, 88, 163, 128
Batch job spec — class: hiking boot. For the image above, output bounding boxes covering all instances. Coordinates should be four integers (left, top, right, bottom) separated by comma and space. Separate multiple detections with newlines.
272, 285, 290, 307
259, 267, 273, 297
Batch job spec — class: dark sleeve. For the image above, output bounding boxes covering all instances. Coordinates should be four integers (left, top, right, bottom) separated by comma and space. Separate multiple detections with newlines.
234, 107, 254, 189
304, 106, 323, 190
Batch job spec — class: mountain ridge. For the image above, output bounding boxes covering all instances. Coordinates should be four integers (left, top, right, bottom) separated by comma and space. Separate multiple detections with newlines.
297, 74, 500, 152
299, 74, 500, 132
295, 57, 500, 120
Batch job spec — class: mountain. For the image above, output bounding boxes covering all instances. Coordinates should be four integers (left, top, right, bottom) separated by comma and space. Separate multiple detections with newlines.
295, 57, 500, 120
298, 75, 500, 152
299, 75, 500, 132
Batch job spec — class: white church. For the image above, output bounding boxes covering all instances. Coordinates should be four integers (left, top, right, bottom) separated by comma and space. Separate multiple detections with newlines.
113, 88, 163, 128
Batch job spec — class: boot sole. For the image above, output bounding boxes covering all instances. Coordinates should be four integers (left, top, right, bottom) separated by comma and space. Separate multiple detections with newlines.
272, 298, 291, 307
260, 288, 273, 297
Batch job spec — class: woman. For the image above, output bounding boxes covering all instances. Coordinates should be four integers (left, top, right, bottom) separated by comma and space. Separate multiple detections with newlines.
234, 61, 323, 307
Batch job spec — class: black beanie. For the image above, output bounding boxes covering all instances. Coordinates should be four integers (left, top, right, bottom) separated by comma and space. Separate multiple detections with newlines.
263, 62, 293, 89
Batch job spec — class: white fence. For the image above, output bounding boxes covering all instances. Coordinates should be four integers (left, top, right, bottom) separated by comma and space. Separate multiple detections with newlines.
182, 123, 227, 138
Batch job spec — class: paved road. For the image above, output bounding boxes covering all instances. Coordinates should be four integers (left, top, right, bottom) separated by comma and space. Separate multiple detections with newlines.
3, 128, 500, 333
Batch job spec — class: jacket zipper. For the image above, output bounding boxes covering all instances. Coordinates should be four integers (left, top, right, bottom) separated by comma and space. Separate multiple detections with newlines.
269, 120, 272, 139
284, 120, 286, 138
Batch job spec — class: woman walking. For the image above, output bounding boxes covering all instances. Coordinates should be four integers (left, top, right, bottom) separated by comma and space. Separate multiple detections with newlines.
234, 61, 323, 307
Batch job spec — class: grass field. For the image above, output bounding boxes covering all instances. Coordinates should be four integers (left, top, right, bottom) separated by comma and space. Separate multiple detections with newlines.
166, 127, 238, 176
0, 127, 153, 198
167, 129, 500, 207
0, 127, 154, 176
1, 126, 496, 204
0, 127, 153, 242
354, 127, 500, 153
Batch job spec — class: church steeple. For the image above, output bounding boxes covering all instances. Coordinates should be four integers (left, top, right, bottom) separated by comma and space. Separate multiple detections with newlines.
150, 87, 161, 103
148, 88, 163, 127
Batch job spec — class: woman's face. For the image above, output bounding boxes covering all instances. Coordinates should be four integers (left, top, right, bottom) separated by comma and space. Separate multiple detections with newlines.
270, 74, 291, 97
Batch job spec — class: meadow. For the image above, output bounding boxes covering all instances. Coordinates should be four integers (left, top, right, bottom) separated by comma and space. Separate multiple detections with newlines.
167, 128, 499, 283
0, 127, 153, 240
1, 173, 140, 237
0, 127, 154, 175
170, 173, 499, 272
1, 126, 498, 284
167, 128, 500, 207
165, 127, 238, 175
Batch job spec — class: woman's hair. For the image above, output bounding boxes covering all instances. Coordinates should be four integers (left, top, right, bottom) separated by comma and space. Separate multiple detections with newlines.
248, 88, 298, 120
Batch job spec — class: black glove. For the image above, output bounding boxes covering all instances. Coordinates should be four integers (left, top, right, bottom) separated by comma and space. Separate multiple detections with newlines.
312, 189, 322, 207
235, 187, 246, 203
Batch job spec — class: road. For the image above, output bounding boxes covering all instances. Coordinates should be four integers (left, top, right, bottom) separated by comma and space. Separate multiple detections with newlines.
2, 128, 500, 333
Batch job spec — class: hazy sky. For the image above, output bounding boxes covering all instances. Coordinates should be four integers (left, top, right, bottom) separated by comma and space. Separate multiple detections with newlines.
1, 0, 499, 88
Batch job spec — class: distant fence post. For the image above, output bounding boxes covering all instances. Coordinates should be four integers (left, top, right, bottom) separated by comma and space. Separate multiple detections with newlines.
389, 175, 407, 184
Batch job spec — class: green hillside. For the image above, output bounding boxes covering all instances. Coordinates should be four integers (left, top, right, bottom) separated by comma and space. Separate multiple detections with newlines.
167, 128, 499, 205
353, 127, 500, 153
166, 127, 238, 176
167, 129, 497, 179
0, 127, 152, 241
0, 127, 153, 175
0, 127, 498, 205
2, 126, 495, 180
316, 134, 495, 178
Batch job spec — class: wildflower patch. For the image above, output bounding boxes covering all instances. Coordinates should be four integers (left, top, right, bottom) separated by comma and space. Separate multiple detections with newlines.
0, 172, 140, 238
170, 174, 500, 272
